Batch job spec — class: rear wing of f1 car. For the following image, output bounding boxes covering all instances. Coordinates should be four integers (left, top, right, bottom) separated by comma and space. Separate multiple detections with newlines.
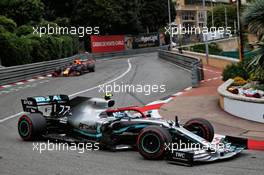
21, 95, 70, 115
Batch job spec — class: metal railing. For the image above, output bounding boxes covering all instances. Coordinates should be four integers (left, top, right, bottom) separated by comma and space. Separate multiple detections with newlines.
0, 55, 82, 86
158, 49, 204, 87
93, 45, 168, 59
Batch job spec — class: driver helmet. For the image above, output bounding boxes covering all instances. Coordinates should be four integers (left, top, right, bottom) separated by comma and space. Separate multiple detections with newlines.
74, 59, 81, 65
104, 92, 113, 100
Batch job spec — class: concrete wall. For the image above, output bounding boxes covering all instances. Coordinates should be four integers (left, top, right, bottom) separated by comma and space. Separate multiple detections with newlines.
218, 79, 264, 123
182, 50, 238, 69
215, 37, 238, 51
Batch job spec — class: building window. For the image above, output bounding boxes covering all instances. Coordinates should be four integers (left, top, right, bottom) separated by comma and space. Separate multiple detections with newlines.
182, 11, 195, 20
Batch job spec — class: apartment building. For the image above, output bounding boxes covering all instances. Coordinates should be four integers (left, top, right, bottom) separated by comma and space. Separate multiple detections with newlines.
174, 0, 230, 28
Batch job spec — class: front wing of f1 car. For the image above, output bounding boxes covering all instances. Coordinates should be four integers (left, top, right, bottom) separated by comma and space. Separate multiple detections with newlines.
167, 134, 245, 166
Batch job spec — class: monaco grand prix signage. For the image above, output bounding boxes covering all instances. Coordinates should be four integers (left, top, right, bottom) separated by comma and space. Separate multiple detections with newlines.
91, 35, 125, 53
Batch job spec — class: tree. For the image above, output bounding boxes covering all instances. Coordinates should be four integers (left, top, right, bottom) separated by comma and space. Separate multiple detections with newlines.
16, 25, 33, 36
242, 0, 264, 82
140, 0, 176, 33
42, 0, 176, 35
0, 15, 17, 32
207, 4, 237, 29
41, 0, 75, 21
0, 0, 44, 26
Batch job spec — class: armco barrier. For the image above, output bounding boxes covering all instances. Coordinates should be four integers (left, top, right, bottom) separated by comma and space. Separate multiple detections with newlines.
93, 45, 168, 59
0, 46, 167, 86
158, 49, 204, 87
0, 54, 82, 86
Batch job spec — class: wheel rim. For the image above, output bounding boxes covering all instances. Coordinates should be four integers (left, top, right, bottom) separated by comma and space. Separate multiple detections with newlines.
141, 133, 161, 154
19, 120, 30, 137
188, 125, 205, 138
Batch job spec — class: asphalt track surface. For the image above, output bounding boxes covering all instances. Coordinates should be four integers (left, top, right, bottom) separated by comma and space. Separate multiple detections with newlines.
0, 53, 263, 175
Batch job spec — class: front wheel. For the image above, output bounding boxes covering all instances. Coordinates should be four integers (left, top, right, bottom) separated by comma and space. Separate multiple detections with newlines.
137, 126, 172, 160
184, 118, 214, 142
18, 113, 46, 141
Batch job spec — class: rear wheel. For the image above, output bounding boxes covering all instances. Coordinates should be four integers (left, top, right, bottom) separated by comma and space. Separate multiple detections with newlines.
18, 114, 46, 141
89, 67, 95, 72
137, 126, 172, 160
53, 68, 62, 77
184, 118, 214, 142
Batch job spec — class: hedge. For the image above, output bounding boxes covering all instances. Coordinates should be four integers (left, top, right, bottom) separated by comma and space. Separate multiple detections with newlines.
0, 27, 79, 67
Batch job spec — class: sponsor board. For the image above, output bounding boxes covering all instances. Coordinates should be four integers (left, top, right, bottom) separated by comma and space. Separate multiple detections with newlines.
91, 35, 125, 53
132, 33, 159, 49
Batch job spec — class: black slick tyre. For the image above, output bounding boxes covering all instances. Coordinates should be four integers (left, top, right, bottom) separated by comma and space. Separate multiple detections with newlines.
137, 126, 172, 160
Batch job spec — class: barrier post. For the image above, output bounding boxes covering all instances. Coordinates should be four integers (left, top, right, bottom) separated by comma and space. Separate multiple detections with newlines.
191, 63, 199, 87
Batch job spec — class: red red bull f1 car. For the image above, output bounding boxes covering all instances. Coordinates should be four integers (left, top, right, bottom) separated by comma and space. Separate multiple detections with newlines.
52, 57, 95, 77
18, 95, 245, 166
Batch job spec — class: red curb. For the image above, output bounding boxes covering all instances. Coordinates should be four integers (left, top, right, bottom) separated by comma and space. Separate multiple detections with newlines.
0, 74, 52, 91
248, 139, 264, 150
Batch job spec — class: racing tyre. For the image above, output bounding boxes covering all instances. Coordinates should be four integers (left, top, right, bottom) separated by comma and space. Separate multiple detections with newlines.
18, 113, 46, 141
184, 118, 214, 142
53, 68, 62, 77
137, 126, 172, 160
89, 67, 95, 72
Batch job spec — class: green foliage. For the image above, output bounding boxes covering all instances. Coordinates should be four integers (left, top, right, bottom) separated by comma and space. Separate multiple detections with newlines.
247, 38, 264, 82
0, 0, 44, 26
207, 4, 237, 29
242, 0, 264, 39
0, 16, 80, 67
0, 15, 17, 32
254, 84, 264, 91
242, 0, 264, 83
0, 30, 33, 66
54, 17, 71, 27
0, 0, 174, 66
16, 25, 33, 36
222, 60, 250, 81
42, 0, 175, 34
190, 43, 222, 55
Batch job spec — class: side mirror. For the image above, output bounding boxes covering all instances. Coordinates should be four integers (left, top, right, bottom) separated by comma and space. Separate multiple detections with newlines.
108, 100, 115, 107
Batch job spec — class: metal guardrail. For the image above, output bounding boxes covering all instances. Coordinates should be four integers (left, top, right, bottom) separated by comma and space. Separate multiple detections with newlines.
0, 46, 166, 86
93, 45, 168, 59
0, 54, 82, 86
158, 49, 204, 87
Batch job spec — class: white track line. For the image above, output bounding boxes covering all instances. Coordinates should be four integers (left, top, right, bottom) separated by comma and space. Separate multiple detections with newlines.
0, 112, 24, 123
15, 82, 25, 85
0, 59, 132, 123
69, 59, 131, 97
174, 92, 183, 96
184, 87, 192, 91
2, 85, 12, 88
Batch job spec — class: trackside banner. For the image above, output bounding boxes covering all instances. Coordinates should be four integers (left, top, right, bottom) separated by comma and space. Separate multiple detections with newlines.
132, 33, 159, 49
91, 35, 125, 53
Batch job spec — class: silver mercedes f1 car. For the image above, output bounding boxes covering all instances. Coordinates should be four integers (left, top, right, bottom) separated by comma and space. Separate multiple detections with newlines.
18, 94, 245, 166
